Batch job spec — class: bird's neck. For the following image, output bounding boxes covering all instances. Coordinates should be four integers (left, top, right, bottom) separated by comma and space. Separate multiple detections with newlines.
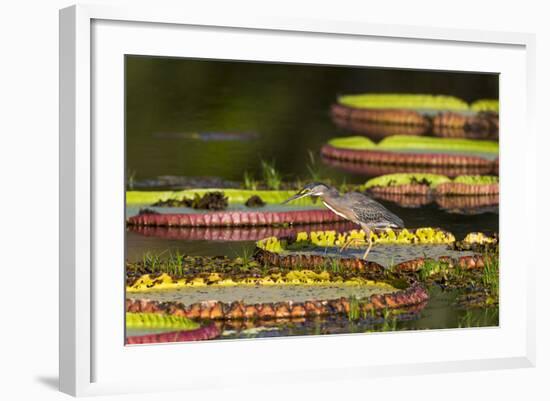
319, 188, 340, 202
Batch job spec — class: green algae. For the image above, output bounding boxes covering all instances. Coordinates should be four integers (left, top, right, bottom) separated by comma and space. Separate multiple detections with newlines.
126, 188, 317, 206
327, 135, 499, 155
337, 94, 469, 111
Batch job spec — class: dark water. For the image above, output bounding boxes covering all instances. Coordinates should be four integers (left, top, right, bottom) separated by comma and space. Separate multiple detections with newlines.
125, 57, 499, 338
126, 56, 498, 183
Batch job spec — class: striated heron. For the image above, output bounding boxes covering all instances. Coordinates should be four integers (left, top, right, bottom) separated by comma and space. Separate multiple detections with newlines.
282, 183, 404, 260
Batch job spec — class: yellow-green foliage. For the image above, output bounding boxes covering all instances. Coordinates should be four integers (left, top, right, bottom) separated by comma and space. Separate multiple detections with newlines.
453, 175, 499, 185
127, 270, 395, 291
337, 94, 469, 110
363, 173, 451, 189
256, 236, 285, 253
126, 313, 200, 330
462, 232, 497, 245
328, 135, 498, 154
126, 189, 317, 206
363, 174, 498, 190
309, 231, 338, 247
258, 228, 456, 252
470, 99, 499, 113
413, 228, 455, 244
327, 136, 377, 150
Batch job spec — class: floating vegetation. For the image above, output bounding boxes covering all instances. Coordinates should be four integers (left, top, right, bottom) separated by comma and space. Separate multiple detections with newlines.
152, 191, 229, 210
138, 208, 159, 215
363, 173, 499, 197
334, 117, 429, 138
432, 111, 499, 139
337, 94, 470, 111
254, 228, 498, 294
470, 99, 499, 113
127, 208, 344, 228
330, 95, 498, 139
126, 188, 316, 205
363, 173, 452, 189
256, 228, 456, 254
126, 322, 221, 344
126, 283, 428, 321
451, 232, 499, 253
321, 157, 496, 178
326, 135, 498, 154
244, 195, 266, 207
126, 312, 200, 330
453, 175, 499, 185
126, 266, 397, 292
127, 221, 357, 242
321, 136, 498, 175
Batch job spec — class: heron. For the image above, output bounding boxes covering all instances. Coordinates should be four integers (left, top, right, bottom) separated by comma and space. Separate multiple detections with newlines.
282, 182, 404, 260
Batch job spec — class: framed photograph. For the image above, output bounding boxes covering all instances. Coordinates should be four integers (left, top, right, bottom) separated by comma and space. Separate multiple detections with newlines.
59, 4, 536, 396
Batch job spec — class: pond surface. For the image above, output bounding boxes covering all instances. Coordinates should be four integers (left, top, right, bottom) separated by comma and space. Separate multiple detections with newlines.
126, 57, 498, 183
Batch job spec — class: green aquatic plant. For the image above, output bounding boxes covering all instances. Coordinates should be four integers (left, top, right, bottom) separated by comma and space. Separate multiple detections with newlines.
328, 136, 377, 150
256, 236, 285, 253
127, 169, 137, 190
337, 93, 469, 111
306, 149, 323, 182
126, 188, 317, 205
243, 171, 259, 191
328, 135, 499, 155
256, 228, 456, 253
458, 308, 499, 328
166, 250, 185, 277
380, 309, 398, 332
363, 173, 451, 189
482, 252, 499, 298
418, 259, 441, 281
261, 160, 282, 190
126, 313, 200, 330
347, 295, 361, 321
470, 99, 499, 113
152, 191, 229, 210
322, 257, 342, 274
142, 251, 163, 273
235, 247, 255, 270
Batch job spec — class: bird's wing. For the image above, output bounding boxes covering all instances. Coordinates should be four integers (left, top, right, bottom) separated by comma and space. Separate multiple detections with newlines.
347, 192, 405, 228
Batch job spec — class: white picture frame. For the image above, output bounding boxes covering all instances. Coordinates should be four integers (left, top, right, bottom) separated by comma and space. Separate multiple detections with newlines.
59, 4, 536, 397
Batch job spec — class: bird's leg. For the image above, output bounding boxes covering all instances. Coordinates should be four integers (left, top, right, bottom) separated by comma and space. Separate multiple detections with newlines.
339, 237, 365, 253
362, 227, 373, 260
339, 229, 369, 253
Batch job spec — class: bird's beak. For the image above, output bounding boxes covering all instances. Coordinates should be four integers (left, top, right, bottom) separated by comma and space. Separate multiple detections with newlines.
281, 190, 310, 204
